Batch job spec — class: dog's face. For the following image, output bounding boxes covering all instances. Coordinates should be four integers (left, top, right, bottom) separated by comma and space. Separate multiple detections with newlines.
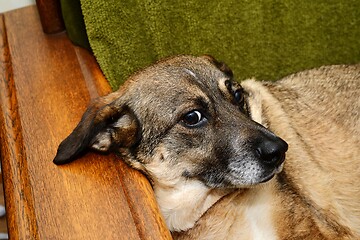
54, 55, 287, 189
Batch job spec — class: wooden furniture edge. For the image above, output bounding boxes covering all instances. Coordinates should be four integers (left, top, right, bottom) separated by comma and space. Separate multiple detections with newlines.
0, 14, 39, 240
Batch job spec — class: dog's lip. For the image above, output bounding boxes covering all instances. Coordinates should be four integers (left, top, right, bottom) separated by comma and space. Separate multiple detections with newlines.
259, 173, 275, 183
260, 162, 284, 183
275, 162, 284, 174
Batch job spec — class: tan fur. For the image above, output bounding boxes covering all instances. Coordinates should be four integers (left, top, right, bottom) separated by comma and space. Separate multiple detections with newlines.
178, 64, 360, 239
54, 56, 360, 239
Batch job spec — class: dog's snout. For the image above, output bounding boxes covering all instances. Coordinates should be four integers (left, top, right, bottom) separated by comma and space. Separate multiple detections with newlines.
256, 136, 288, 167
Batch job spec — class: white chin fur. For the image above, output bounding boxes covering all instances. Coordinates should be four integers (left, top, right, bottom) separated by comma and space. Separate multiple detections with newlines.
154, 179, 229, 232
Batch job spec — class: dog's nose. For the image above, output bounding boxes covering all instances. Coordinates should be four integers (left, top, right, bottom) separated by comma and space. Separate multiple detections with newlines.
256, 137, 288, 167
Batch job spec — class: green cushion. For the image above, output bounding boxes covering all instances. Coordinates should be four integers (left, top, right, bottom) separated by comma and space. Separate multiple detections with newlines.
62, 0, 360, 90
60, 0, 91, 50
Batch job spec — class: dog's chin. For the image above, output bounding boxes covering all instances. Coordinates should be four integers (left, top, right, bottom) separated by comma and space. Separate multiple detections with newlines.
225, 162, 285, 189
192, 163, 285, 189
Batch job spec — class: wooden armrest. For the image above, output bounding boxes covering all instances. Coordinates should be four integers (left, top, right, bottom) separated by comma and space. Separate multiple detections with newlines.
0, 6, 171, 239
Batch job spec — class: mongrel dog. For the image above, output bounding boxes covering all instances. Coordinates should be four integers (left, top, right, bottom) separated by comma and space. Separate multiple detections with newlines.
53, 55, 360, 239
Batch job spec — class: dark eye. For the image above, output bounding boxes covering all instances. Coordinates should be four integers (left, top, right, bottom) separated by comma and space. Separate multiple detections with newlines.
234, 89, 244, 105
182, 110, 206, 127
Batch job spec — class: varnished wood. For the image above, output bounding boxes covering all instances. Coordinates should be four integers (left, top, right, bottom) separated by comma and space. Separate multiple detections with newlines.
0, 14, 39, 240
35, 0, 65, 33
0, 6, 171, 239
0, 177, 7, 234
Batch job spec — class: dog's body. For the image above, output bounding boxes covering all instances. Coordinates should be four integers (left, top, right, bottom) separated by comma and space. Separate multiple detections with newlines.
173, 65, 360, 240
54, 56, 360, 239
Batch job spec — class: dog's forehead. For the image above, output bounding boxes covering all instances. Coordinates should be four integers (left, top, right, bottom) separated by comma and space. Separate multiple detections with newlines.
131, 68, 211, 107
133, 57, 226, 95
122, 56, 234, 122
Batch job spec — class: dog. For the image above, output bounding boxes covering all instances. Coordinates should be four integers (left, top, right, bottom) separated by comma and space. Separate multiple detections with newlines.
53, 55, 360, 239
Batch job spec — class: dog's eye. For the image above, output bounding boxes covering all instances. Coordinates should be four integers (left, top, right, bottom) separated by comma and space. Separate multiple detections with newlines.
225, 80, 244, 105
182, 110, 206, 127
234, 89, 244, 105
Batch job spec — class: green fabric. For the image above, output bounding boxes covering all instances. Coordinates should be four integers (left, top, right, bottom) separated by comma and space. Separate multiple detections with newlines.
68, 1, 360, 90
60, 0, 91, 50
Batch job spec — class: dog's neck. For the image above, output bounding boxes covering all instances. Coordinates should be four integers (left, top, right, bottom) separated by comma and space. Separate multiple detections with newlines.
153, 179, 234, 232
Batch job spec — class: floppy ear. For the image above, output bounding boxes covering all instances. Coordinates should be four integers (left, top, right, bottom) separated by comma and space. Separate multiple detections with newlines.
53, 96, 140, 165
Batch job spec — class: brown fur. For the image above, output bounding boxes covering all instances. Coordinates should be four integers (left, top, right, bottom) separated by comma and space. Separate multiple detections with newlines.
54, 56, 360, 239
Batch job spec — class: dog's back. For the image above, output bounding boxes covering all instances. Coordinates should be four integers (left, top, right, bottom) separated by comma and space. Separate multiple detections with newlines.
274, 64, 360, 135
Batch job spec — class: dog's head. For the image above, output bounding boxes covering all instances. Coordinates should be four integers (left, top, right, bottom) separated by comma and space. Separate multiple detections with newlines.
54, 55, 287, 188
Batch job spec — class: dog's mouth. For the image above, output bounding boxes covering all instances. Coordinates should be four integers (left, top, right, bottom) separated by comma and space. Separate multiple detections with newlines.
207, 161, 286, 189
187, 146, 287, 189
259, 162, 284, 183
259, 173, 275, 183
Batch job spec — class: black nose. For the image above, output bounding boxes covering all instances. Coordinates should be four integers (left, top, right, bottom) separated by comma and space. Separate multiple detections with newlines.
256, 136, 288, 167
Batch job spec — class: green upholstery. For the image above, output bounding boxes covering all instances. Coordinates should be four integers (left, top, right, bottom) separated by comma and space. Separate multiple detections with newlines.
60, 0, 91, 50
61, 0, 360, 90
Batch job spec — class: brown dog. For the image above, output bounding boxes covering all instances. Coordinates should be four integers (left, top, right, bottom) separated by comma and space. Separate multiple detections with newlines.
54, 55, 360, 239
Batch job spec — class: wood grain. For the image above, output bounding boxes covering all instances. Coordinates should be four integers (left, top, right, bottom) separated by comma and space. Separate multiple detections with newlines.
0, 6, 171, 240
0, 14, 39, 240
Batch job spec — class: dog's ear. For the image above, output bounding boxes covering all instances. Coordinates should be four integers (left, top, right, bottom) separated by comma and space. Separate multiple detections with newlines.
201, 55, 233, 78
53, 95, 140, 165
